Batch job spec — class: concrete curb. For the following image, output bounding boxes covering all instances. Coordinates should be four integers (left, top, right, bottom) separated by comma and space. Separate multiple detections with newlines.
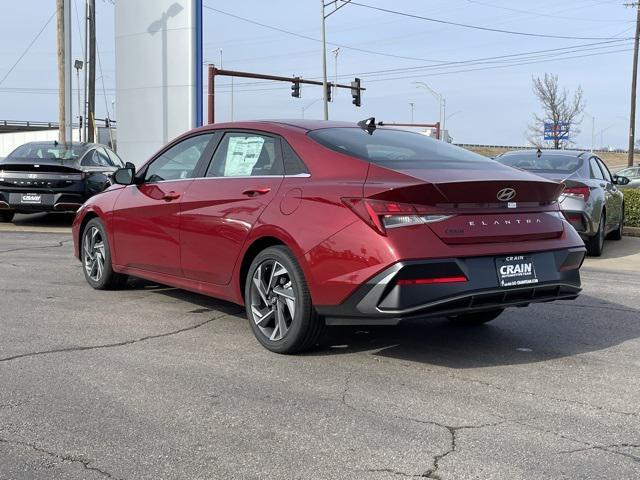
623, 226, 640, 237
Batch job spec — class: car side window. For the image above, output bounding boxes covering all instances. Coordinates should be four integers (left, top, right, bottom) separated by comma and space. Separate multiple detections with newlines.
205, 132, 283, 177
145, 134, 214, 183
281, 139, 309, 175
106, 148, 124, 167
596, 158, 613, 183
589, 157, 604, 180
81, 148, 112, 168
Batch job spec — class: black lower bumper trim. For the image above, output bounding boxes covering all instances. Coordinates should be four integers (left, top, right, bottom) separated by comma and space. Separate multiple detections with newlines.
317, 248, 584, 326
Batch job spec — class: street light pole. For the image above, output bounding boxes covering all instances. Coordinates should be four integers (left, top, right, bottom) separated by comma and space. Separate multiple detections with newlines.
321, 0, 328, 120
413, 81, 445, 140
331, 47, 340, 100
74, 60, 83, 141
409, 102, 414, 123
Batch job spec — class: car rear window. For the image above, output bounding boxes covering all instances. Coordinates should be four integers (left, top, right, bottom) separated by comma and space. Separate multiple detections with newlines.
498, 154, 583, 174
6, 143, 89, 165
307, 127, 492, 169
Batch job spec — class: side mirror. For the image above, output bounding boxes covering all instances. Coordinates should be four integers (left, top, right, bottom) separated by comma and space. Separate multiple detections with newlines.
113, 167, 135, 185
614, 175, 630, 186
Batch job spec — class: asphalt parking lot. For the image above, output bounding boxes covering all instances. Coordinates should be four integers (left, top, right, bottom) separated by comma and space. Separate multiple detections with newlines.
1, 214, 640, 479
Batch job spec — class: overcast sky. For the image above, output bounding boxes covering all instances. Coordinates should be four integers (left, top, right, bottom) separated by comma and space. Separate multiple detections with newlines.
0, 0, 635, 148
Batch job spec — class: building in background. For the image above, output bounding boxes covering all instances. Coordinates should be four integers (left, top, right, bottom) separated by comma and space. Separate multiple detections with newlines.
114, 0, 202, 165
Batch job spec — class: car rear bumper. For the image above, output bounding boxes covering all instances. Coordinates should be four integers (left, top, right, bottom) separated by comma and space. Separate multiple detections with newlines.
0, 191, 86, 213
315, 247, 585, 326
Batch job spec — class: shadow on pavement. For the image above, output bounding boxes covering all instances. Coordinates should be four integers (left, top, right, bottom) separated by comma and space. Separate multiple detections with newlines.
132, 274, 640, 368
12, 212, 76, 227
313, 294, 640, 368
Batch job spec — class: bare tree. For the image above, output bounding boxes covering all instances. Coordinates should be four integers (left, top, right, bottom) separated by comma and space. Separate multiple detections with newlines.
527, 73, 585, 149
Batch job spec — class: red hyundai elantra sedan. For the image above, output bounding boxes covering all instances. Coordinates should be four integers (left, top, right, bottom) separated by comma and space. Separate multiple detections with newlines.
73, 119, 586, 353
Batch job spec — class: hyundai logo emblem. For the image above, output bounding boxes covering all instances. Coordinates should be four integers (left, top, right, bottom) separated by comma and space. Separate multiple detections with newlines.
497, 188, 516, 202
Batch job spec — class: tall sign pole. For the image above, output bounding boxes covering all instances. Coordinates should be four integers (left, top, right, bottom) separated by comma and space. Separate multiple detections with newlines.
627, 2, 640, 166
320, 0, 329, 120
87, 0, 96, 142
57, 0, 73, 143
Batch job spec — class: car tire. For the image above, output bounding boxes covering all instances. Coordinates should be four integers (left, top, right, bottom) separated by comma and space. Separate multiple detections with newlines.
585, 211, 606, 257
245, 245, 324, 354
447, 308, 504, 325
607, 204, 624, 241
81, 218, 128, 290
0, 210, 15, 223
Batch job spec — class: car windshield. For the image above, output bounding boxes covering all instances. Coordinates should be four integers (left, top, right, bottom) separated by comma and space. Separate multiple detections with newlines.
307, 127, 494, 170
498, 154, 583, 174
5, 143, 89, 165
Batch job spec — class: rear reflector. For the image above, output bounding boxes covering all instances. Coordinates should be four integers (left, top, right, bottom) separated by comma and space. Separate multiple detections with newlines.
397, 275, 468, 286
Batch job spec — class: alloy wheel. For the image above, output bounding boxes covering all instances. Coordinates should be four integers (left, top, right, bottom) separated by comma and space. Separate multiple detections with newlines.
250, 260, 296, 342
83, 226, 106, 282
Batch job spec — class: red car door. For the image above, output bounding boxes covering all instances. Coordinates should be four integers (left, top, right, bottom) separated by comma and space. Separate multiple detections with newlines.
180, 131, 284, 285
112, 133, 216, 276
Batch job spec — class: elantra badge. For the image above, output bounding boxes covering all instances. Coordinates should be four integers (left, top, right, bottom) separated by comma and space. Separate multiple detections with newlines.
497, 188, 516, 202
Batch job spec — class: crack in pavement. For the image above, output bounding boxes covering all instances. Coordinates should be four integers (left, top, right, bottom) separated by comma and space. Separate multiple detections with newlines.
0, 239, 73, 254
339, 366, 507, 479
343, 353, 640, 476
558, 442, 640, 462
364, 467, 422, 478
0, 436, 120, 479
0, 311, 238, 363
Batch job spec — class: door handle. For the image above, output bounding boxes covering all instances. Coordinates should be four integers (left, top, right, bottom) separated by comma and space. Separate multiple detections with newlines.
162, 191, 181, 201
242, 187, 271, 197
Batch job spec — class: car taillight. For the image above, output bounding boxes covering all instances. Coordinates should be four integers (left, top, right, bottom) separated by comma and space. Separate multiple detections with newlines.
562, 185, 590, 202
342, 198, 452, 235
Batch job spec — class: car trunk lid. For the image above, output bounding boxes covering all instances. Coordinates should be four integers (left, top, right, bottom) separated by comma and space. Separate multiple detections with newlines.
363, 163, 565, 244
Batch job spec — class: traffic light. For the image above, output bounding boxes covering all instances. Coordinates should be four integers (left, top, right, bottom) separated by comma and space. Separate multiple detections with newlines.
351, 77, 361, 107
291, 77, 300, 98
326, 82, 332, 102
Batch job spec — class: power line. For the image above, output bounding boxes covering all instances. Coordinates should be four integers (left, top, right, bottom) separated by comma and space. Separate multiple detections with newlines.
211, 39, 630, 89
202, 4, 444, 63
0, 10, 56, 87
465, 0, 634, 23
363, 48, 632, 84
344, 1, 634, 40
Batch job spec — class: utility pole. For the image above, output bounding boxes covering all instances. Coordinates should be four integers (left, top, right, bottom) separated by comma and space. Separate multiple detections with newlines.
627, 2, 640, 166
320, 0, 329, 120
87, 0, 96, 142
57, 0, 65, 143
56, 0, 72, 144
409, 102, 414, 123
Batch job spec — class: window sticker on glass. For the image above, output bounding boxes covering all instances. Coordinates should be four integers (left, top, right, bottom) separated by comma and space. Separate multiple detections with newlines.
224, 136, 265, 176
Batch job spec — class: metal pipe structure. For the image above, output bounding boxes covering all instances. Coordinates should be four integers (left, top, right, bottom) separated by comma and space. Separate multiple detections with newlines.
206, 66, 365, 124
381, 122, 441, 140
413, 81, 445, 140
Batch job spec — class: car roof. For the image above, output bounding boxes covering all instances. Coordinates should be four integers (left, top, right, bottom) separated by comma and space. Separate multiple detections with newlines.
499, 149, 588, 158
20, 141, 98, 148
191, 119, 361, 134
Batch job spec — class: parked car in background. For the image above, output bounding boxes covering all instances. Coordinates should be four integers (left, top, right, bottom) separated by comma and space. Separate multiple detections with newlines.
614, 165, 640, 189
0, 141, 124, 222
73, 120, 586, 354
496, 149, 629, 256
